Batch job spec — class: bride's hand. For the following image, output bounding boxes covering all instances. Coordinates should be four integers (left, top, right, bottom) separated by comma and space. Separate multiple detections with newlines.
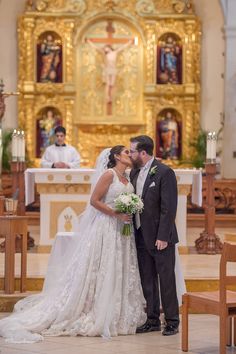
115, 213, 132, 223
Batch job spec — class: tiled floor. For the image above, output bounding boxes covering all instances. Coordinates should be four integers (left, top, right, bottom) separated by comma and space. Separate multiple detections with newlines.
1, 226, 236, 279
0, 226, 236, 353
0, 314, 235, 354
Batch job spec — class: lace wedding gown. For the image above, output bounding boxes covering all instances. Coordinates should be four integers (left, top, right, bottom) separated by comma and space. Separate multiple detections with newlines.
0, 169, 146, 343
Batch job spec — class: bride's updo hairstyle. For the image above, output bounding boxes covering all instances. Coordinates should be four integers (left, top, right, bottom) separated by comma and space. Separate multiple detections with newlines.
107, 145, 125, 168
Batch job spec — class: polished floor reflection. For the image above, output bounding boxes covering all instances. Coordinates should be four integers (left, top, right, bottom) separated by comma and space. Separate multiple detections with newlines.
0, 314, 235, 354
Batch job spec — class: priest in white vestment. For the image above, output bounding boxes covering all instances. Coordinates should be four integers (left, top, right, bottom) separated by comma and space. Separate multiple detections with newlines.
41, 125, 81, 168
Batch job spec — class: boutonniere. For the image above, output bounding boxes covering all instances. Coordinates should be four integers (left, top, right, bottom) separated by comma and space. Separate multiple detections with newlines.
149, 166, 158, 176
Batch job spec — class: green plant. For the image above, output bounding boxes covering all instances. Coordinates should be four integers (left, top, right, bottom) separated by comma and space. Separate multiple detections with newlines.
1, 129, 35, 171
189, 129, 207, 168
2, 129, 13, 172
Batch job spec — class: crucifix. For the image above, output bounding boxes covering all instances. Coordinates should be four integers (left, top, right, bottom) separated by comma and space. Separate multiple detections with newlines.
86, 21, 135, 116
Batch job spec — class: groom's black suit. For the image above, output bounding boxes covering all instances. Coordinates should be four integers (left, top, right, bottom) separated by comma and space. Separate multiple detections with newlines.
130, 158, 179, 327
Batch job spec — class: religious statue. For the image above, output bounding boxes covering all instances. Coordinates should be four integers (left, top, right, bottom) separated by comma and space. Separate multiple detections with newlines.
157, 111, 180, 160
157, 35, 182, 84
37, 33, 62, 83
36, 108, 62, 157
86, 39, 133, 104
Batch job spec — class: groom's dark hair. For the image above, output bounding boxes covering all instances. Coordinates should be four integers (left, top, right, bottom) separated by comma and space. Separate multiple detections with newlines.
130, 135, 154, 156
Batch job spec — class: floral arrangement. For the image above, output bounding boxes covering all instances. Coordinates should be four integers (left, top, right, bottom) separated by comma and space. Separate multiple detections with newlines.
114, 192, 144, 236
149, 165, 158, 176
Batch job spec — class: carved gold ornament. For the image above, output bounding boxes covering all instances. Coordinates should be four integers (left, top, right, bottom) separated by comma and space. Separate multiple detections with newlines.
19, 0, 201, 168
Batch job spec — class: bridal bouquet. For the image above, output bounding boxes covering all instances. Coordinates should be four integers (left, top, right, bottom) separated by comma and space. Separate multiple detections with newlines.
114, 192, 144, 236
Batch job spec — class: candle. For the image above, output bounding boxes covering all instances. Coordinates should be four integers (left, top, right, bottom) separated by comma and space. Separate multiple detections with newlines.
206, 132, 212, 160
206, 131, 217, 161
211, 131, 217, 160
134, 36, 138, 45
20, 130, 25, 161
16, 130, 21, 160
11, 129, 17, 161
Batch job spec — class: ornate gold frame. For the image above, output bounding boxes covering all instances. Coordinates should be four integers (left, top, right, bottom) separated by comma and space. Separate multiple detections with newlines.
18, 0, 200, 167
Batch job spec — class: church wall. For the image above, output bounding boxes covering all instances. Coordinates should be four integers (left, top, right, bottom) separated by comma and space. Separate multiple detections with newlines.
221, 0, 236, 178
0, 0, 229, 172
193, 0, 225, 134
0, 0, 25, 129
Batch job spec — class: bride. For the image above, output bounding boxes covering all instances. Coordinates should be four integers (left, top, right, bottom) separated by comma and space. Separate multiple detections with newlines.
0, 145, 186, 343
0, 145, 147, 343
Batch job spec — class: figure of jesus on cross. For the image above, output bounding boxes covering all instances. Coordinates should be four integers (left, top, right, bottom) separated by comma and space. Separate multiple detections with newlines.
86, 21, 135, 115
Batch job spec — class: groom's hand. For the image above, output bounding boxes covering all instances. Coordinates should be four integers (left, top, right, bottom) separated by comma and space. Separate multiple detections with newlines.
155, 240, 168, 251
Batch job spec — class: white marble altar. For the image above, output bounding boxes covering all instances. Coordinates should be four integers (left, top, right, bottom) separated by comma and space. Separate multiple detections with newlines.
25, 168, 202, 251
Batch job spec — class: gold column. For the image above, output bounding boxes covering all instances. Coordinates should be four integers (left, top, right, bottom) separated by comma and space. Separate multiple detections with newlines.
64, 20, 75, 83
144, 23, 156, 84
145, 100, 156, 139
23, 17, 35, 84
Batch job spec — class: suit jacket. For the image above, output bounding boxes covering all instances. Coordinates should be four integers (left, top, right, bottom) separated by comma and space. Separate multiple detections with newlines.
130, 158, 179, 249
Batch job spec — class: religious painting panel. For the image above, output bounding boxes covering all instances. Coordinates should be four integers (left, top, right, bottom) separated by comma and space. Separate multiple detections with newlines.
157, 33, 182, 85
156, 109, 182, 160
37, 31, 63, 83
76, 20, 142, 123
36, 107, 62, 158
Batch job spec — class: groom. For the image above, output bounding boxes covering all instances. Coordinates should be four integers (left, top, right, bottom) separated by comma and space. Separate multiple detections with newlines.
130, 135, 179, 336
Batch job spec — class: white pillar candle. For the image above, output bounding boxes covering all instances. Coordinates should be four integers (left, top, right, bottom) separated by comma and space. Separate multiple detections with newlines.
211, 132, 217, 160
20, 130, 25, 161
206, 132, 212, 160
11, 129, 17, 161
16, 130, 21, 160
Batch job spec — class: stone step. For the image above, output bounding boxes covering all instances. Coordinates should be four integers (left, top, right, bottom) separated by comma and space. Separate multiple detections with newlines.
1, 278, 234, 313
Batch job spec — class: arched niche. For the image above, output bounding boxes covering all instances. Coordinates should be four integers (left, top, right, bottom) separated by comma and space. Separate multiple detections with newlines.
36, 106, 62, 157
37, 31, 63, 83
156, 108, 182, 160
157, 33, 183, 85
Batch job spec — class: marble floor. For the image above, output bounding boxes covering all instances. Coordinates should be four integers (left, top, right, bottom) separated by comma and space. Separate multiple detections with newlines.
0, 227, 236, 353
0, 314, 235, 354
0, 226, 236, 279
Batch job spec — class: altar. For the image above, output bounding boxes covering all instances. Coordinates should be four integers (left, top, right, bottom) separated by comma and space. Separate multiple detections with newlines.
25, 168, 202, 252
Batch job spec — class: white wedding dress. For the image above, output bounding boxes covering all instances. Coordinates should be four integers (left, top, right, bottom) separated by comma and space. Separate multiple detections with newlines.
0, 169, 146, 343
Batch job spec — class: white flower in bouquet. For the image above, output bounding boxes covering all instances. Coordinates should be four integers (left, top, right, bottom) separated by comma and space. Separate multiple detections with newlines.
114, 192, 144, 236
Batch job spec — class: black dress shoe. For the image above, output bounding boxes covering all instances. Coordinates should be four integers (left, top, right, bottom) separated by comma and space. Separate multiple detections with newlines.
136, 320, 161, 334
162, 324, 179, 336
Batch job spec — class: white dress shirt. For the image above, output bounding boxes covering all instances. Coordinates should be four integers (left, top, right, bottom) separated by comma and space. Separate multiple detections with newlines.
41, 144, 81, 169
135, 157, 154, 229
136, 157, 154, 197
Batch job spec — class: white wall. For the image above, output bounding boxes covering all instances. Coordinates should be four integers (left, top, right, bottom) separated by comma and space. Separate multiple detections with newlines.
193, 0, 225, 133
0, 0, 25, 129
220, 0, 236, 178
